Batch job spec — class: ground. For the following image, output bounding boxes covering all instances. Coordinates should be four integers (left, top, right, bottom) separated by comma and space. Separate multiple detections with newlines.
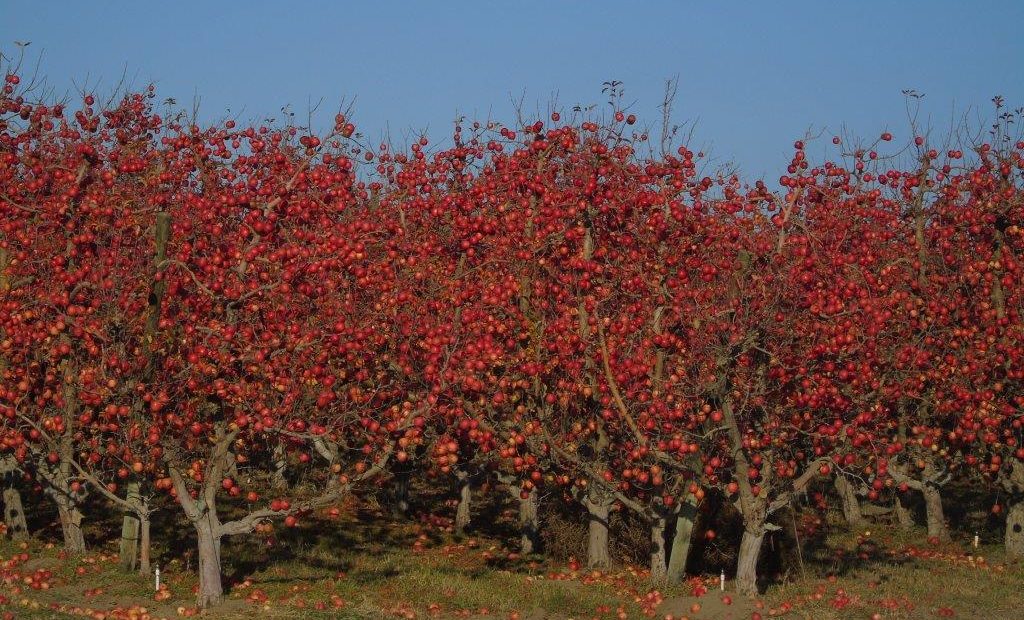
0, 502, 1022, 619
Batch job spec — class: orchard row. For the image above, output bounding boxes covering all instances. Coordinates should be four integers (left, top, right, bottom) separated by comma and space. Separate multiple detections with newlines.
1, 71, 1023, 607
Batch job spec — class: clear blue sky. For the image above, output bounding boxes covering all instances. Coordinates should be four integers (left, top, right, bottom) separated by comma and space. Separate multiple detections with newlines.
4, 1, 1022, 179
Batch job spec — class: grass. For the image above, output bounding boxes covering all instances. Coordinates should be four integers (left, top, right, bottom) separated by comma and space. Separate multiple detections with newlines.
756, 525, 1024, 619
0, 505, 653, 619
1, 497, 1022, 619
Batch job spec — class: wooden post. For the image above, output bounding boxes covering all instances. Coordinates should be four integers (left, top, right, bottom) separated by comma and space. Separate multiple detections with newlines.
119, 212, 170, 569
146, 212, 171, 347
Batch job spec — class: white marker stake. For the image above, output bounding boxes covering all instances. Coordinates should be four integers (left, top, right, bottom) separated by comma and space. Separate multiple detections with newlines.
155, 565, 161, 591
720, 569, 726, 591
973, 534, 980, 549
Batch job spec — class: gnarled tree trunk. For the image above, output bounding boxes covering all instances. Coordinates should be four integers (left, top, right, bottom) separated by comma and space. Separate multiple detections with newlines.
3, 486, 28, 541
665, 495, 697, 583
720, 392, 766, 597
194, 512, 224, 608
586, 498, 612, 568
894, 492, 914, 529
391, 475, 410, 519
736, 523, 765, 597
54, 492, 86, 553
519, 488, 539, 554
271, 445, 288, 491
1005, 500, 1024, 558
922, 483, 950, 542
649, 515, 667, 582
835, 476, 865, 528
138, 511, 151, 575
1001, 462, 1024, 557
119, 482, 141, 572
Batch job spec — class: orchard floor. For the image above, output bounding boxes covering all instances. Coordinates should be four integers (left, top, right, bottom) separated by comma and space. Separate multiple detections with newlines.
1, 505, 1022, 620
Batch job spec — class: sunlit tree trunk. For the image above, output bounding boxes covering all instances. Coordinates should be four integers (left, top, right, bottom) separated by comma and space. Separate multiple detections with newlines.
519, 488, 539, 554
666, 495, 697, 583
2, 486, 28, 541
585, 497, 612, 569
119, 482, 142, 571
835, 476, 865, 528
649, 515, 667, 582
454, 471, 471, 535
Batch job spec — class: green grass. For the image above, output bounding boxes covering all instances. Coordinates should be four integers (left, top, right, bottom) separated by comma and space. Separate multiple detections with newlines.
1, 505, 1022, 619
0, 510, 650, 619
758, 526, 1024, 619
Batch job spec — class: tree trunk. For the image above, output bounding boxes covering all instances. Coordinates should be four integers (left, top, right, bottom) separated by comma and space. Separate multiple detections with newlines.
194, 513, 224, 608
138, 511, 151, 575
54, 493, 86, 553
454, 474, 471, 535
736, 526, 765, 597
2, 487, 29, 541
391, 476, 410, 519
894, 492, 914, 529
519, 488, 539, 554
271, 447, 288, 491
119, 482, 141, 572
922, 484, 950, 542
1005, 500, 1024, 558
666, 495, 697, 583
650, 515, 667, 582
586, 500, 611, 568
835, 476, 865, 528
721, 392, 763, 596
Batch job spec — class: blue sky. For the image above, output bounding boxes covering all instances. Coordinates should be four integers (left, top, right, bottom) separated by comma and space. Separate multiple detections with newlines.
4, 1, 1022, 180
